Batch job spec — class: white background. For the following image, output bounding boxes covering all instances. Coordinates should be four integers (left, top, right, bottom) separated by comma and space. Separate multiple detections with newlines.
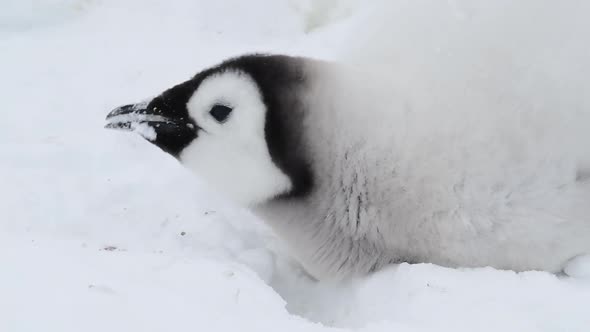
1, 1, 589, 331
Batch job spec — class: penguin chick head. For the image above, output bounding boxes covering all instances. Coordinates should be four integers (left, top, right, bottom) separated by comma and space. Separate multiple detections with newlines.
105, 55, 312, 206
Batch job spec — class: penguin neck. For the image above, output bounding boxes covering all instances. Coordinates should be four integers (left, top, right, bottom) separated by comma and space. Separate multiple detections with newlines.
252, 194, 394, 280
251, 61, 412, 279
252, 141, 404, 280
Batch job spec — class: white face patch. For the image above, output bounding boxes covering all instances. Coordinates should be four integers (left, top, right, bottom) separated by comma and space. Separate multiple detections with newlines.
179, 70, 293, 206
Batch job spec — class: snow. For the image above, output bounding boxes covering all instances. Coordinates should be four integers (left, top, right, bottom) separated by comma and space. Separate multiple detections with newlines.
564, 255, 590, 279
130, 122, 157, 141
1, 1, 589, 331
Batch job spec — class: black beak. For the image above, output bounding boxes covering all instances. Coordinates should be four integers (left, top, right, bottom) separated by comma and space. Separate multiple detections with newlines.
105, 101, 152, 130
105, 100, 199, 157
105, 100, 183, 135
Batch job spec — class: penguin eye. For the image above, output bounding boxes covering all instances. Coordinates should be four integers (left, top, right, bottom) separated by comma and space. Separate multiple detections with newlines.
209, 104, 233, 123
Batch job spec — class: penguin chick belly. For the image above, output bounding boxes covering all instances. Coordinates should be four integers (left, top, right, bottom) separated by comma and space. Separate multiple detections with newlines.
256, 152, 590, 280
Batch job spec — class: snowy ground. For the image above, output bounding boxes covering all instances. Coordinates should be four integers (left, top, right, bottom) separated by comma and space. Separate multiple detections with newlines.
1, 1, 589, 331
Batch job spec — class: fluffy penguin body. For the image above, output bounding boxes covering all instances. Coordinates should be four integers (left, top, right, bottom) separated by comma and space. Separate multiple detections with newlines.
106, 54, 590, 280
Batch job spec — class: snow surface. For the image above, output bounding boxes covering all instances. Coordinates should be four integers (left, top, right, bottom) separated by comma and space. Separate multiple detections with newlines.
1, 1, 589, 331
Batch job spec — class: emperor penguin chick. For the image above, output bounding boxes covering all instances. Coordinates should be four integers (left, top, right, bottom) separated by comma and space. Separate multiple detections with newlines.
106, 54, 590, 280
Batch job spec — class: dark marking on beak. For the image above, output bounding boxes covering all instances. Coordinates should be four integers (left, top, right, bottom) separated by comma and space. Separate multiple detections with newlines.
105, 101, 170, 130
105, 99, 199, 157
